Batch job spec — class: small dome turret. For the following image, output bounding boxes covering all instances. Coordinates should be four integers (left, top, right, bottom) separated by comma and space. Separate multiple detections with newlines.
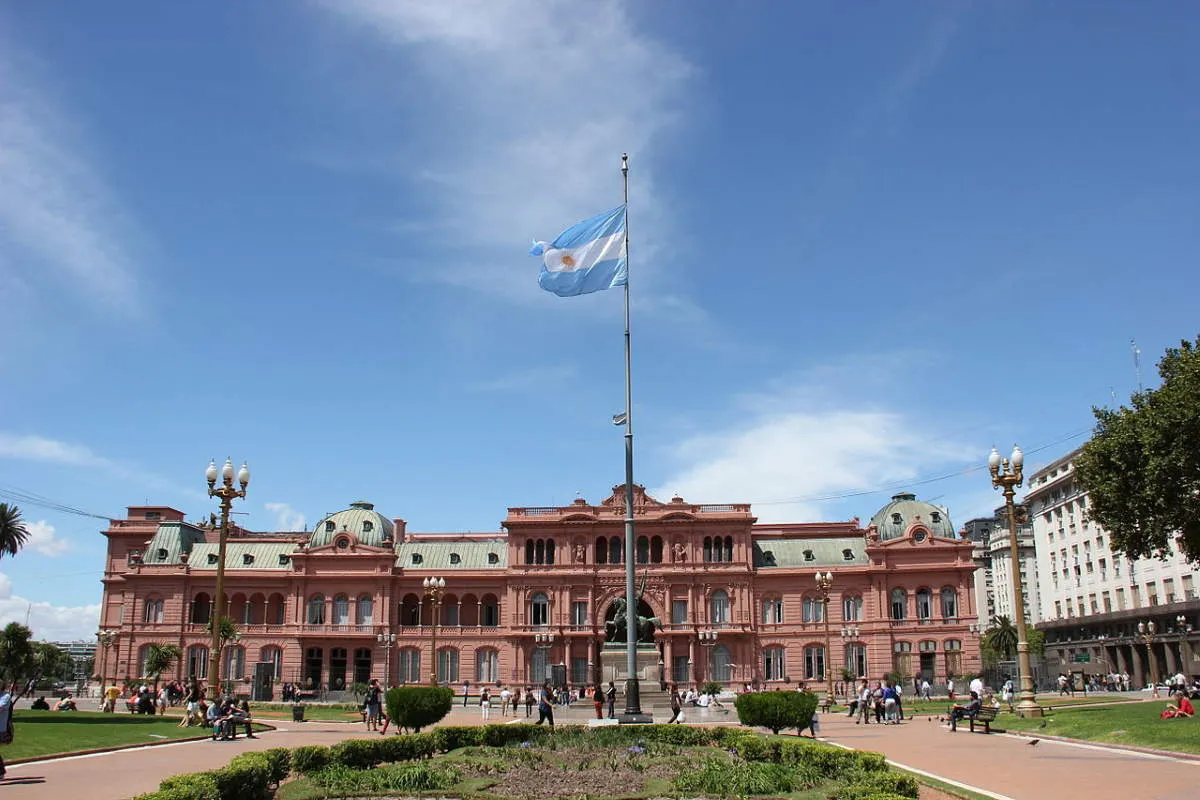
869, 493, 955, 541
308, 501, 394, 548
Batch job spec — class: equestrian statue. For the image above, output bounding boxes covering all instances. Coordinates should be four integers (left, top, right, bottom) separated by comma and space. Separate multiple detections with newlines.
605, 571, 661, 643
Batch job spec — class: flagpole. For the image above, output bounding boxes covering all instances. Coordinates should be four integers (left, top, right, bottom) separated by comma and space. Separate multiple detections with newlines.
619, 152, 650, 723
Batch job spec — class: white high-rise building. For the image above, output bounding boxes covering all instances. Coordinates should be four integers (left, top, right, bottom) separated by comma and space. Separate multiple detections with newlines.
965, 513, 1039, 628
1026, 446, 1199, 685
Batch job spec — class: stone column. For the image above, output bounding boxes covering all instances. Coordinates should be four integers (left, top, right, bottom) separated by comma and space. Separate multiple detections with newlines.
1164, 641, 1180, 677
1130, 644, 1145, 689
689, 639, 697, 684
664, 637, 674, 685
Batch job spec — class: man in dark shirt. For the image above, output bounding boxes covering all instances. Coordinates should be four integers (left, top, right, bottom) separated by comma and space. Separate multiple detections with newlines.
949, 690, 982, 732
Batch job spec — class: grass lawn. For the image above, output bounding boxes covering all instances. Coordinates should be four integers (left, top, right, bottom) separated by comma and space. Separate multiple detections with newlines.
827, 694, 1139, 718
252, 703, 363, 723
6, 710, 270, 761
998, 700, 1200, 754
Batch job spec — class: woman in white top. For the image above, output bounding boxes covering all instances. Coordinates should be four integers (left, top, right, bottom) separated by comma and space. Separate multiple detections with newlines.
479, 687, 491, 721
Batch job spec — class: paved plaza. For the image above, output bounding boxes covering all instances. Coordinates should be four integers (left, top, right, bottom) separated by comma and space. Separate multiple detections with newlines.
3, 704, 1198, 800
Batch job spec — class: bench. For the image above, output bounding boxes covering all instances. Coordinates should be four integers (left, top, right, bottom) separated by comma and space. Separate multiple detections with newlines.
948, 704, 999, 733
818, 698, 833, 713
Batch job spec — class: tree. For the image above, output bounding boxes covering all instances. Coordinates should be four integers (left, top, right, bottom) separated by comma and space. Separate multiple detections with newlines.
1074, 336, 1200, 563
143, 643, 182, 687
384, 686, 454, 732
983, 616, 1018, 661
0, 622, 34, 692
0, 503, 30, 560
31, 642, 73, 684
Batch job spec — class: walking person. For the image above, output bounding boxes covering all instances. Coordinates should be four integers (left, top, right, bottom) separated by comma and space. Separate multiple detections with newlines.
510, 687, 519, 716
855, 681, 872, 725
480, 687, 491, 722
592, 684, 605, 719
535, 682, 555, 729
0, 684, 13, 780
606, 681, 617, 718
364, 679, 383, 732
524, 686, 535, 717
462, 680, 471, 707
499, 686, 511, 718
667, 684, 683, 724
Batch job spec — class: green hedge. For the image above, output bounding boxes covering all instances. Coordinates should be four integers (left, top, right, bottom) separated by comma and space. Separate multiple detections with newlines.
132, 750, 280, 800
734, 691, 819, 734
384, 685, 454, 732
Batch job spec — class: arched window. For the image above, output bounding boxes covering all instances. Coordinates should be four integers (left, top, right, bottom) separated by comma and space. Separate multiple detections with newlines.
187, 645, 208, 679
545, 539, 555, 565
442, 594, 459, 626
703, 537, 713, 563
709, 644, 732, 682
137, 644, 153, 678
261, 646, 283, 681
400, 594, 421, 626
609, 536, 621, 564
191, 592, 211, 625
761, 597, 783, 624
307, 594, 326, 625
595, 536, 608, 564
475, 648, 499, 683
357, 594, 374, 625
844, 642, 867, 678
842, 595, 863, 622
437, 648, 460, 683
481, 594, 500, 627
353, 647, 372, 685
916, 588, 932, 620
890, 588, 907, 620
333, 594, 351, 625
724, 536, 733, 562
636, 536, 649, 564
530, 592, 549, 627
651, 536, 663, 563
803, 596, 824, 623
535, 540, 545, 565
709, 590, 729, 625
267, 593, 286, 625
223, 645, 246, 680
525, 540, 535, 564
398, 648, 421, 684
940, 587, 958, 619
143, 597, 164, 623
804, 644, 825, 680
893, 641, 913, 675
763, 646, 786, 681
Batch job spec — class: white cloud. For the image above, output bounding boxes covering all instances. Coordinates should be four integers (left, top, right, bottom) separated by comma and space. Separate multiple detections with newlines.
265, 502, 307, 532
313, 0, 691, 301
23, 520, 69, 557
0, 432, 114, 468
0, 42, 142, 314
0, 571, 100, 642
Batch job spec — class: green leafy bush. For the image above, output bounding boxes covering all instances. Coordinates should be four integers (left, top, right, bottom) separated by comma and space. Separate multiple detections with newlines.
378, 731, 438, 762
260, 748, 291, 786
699, 680, 724, 696
141, 773, 220, 800
435, 725, 485, 751
291, 745, 333, 775
330, 738, 386, 769
734, 691, 819, 734
485, 722, 542, 747
776, 739, 857, 777
675, 758, 803, 796
384, 685, 454, 732
833, 770, 919, 799
211, 753, 271, 800
309, 762, 461, 794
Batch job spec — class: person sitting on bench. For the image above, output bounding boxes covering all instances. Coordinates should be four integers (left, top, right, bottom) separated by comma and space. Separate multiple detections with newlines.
949, 690, 982, 731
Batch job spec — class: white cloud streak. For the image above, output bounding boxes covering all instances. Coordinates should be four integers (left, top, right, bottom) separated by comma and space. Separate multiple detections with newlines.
0, 432, 115, 468
0, 41, 142, 314
0, 571, 99, 641
264, 502, 307, 532
313, 0, 691, 301
23, 520, 70, 557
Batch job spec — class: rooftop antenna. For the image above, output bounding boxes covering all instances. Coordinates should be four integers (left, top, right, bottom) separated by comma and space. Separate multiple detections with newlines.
1131, 339, 1142, 391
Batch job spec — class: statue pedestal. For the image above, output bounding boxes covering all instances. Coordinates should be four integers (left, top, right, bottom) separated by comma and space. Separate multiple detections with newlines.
599, 644, 661, 684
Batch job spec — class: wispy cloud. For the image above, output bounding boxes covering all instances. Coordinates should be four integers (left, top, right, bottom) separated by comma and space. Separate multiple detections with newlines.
264, 502, 307, 532
472, 364, 578, 393
0, 37, 143, 315
311, 0, 692, 302
0, 432, 115, 469
0, 571, 99, 641
23, 520, 70, 557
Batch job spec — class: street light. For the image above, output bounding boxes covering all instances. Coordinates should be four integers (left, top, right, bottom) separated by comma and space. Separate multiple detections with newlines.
815, 571, 834, 701
377, 632, 397, 686
423, 577, 446, 686
205, 458, 250, 701
988, 444, 1042, 717
97, 630, 117, 686
1137, 621, 1159, 693
697, 629, 719, 684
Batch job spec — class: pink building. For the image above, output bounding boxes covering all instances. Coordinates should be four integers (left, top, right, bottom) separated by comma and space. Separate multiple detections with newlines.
97, 487, 980, 695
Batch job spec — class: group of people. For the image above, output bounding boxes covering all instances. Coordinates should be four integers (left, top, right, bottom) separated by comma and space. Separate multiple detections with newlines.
29, 695, 78, 711
206, 696, 256, 741
846, 679, 907, 724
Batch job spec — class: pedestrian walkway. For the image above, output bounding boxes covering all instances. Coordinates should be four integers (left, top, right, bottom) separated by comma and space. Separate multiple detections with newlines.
816, 711, 1200, 800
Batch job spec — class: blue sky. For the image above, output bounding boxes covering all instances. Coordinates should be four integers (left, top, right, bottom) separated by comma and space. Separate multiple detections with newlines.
1, 1, 1197, 640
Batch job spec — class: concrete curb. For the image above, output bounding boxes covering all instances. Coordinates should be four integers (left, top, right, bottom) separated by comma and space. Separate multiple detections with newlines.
997, 730, 1200, 763
6, 722, 278, 766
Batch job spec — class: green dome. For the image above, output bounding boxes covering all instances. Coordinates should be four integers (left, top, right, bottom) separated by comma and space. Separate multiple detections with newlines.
869, 493, 955, 541
309, 501, 394, 548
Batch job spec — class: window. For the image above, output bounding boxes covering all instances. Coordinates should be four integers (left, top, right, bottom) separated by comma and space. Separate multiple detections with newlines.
761, 549, 776, 565
487, 552, 499, 565
191, 593, 211, 624
1184, 575, 1196, 600
333, 594, 351, 625
916, 588, 932, 620
437, 648, 459, 683
842, 595, 863, 622
362, 520, 373, 533
278, 554, 290, 566
325, 521, 335, 532
893, 641, 912, 675
671, 599, 688, 625
842, 548, 854, 561
803, 597, 824, 623
307, 594, 326, 625
187, 645, 208, 679
803, 645, 825, 680
890, 588, 906, 620
398, 649, 420, 684
450, 552, 461, 565
637, 536, 650, 564
803, 549, 814, 561
143, 598, 164, 624
844, 643, 867, 678
357, 595, 374, 625
762, 597, 783, 624
145, 511, 161, 520
571, 601, 588, 627
709, 644, 732, 682
475, 649, 499, 683
531, 593, 549, 627
261, 646, 283, 681
572, 656, 589, 684
411, 553, 423, 565
223, 645, 246, 680
918, 640, 937, 653
156, 548, 168, 561
939, 588, 958, 619
481, 595, 499, 627
710, 590, 730, 625
207, 553, 218, 565
243, 553, 254, 565
892, 513, 903, 524
609, 536, 622, 564
764, 646, 786, 681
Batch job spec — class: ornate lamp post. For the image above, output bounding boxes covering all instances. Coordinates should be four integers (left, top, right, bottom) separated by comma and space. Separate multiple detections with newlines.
815, 571, 834, 700
839, 625, 860, 693
377, 632, 396, 686
697, 629, 718, 683
205, 458, 250, 701
534, 632, 556, 684
988, 445, 1042, 717
1137, 621, 1159, 693
423, 577, 446, 685
97, 629, 117, 686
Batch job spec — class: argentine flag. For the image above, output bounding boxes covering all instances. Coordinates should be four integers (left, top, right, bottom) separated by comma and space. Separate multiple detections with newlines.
531, 205, 627, 297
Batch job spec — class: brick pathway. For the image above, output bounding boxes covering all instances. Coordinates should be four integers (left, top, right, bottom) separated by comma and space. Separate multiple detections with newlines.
3, 705, 1198, 800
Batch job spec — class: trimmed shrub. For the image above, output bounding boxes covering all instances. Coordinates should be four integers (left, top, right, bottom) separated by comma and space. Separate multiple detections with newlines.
834, 770, 919, 799
211, 753, 271, 800
384, 685, 454, 732
728, 735, 780, 762
378, 731, 439, 762
261, 748, 291, 786
330, 738, 386, 769
734, 691, 819, 735
291, 745, 333, 775
435, 725, 485, 751
854, 751, 889, 773
138, 773, 220, 800
309, 762, 461, 794
776, 739, 857, 777
675, 758, 804, 796
484, 722, 541, 747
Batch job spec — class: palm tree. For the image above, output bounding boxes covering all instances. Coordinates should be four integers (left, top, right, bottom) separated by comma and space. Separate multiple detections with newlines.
984, 615, 1019, 661
0, 503, 30, 560
143, 643, 182, 688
